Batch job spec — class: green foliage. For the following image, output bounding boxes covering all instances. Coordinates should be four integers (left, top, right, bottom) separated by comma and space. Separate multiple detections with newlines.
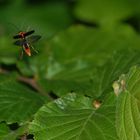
0, 0, 140, 139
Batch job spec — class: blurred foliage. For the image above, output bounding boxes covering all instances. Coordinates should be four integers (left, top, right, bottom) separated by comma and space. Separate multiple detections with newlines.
74, 0, 140, 28
0, 0, 140, 139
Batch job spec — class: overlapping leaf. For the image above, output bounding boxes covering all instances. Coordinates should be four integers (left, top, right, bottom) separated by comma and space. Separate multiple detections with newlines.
116, 66, 140, 140
30, 93, 118, 140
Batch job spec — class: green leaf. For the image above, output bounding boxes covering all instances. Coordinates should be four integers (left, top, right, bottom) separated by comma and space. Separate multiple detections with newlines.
116, 66, 140, 140
0, 81, 45, 123
74, 0, 140, 27
29, 93, 118, 140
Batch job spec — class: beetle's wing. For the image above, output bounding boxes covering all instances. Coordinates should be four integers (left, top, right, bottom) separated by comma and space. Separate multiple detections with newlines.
13, 34, 21, 39
13, 40, 25, 46
24, 30, 35, 37
27, 35, 41, 44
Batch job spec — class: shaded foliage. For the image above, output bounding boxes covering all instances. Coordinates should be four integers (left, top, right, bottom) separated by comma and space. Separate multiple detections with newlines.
0, 0, 140, 140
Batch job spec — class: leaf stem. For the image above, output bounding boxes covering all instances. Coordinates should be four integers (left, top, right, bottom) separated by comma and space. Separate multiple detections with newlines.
17, 76, 53, 100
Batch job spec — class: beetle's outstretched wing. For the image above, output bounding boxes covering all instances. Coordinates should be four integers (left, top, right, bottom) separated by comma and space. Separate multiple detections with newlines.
13, 34, 21, 39
27, 35, 41, 44
24, 30, 35, 37
13, 40, 25, 46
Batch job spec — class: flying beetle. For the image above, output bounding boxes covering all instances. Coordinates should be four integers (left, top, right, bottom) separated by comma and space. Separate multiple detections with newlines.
13, 30, 41, 58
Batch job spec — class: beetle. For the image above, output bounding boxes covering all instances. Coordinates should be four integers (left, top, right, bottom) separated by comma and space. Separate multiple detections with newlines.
13, 30, 41, 58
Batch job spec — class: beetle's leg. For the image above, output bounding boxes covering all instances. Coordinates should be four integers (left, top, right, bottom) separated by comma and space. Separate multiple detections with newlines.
30, 45, 38, 54
19, 48, 24, 60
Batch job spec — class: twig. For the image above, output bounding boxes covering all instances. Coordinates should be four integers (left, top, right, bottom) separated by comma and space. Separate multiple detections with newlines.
17, 76, 53, 100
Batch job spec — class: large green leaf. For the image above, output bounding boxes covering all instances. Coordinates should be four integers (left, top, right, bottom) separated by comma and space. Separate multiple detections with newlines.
74, 0, 140, 27
36, 26, 140, 97
116, 66, 140, 140
29, 93, 118, 140
0, 80, 46, 123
